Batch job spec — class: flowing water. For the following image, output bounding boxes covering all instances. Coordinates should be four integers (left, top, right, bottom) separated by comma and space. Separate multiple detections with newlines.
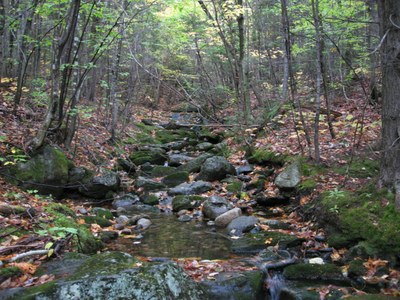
111, 213, 232, 259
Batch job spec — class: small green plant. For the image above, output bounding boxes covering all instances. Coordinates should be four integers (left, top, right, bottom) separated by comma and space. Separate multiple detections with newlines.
327, 188, 346, 199
37, 226, 78, 239
329, 204, 340, 214
4, 147, 27, 165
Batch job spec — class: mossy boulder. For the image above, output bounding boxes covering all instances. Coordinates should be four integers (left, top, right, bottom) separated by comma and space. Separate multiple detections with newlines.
162, 171, 189, 187
172, 195, 205, 211
177, 153, 213, 173
141, 194, 160, 206
197, 156, 236, 181
78, 171, 120, 199
348, 259, 368, 278
92, 207, 114, 220
135, 176, 166, 191
82, 216, 112, 228
150, 166, 177, 177
129, 148, 167, 166
231, 231, 304, 254
283, 264, 346, 283
5, 145, 70, 197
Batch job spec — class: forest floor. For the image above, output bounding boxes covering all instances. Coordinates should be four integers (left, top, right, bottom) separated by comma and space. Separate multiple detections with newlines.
1, 79, 399, 297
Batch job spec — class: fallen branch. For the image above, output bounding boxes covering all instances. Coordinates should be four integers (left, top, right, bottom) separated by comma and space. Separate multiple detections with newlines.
260, 258, 298, 271
0, 249, 49, 267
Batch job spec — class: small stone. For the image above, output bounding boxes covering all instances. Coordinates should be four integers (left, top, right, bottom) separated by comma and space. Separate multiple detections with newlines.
116, 215, 130, 225
77, 207, 88, 215
309, 257, 325, 265
121, 228, 132, 235
178, 215, 193, 222
114, 223, 124, 230
207, 221, 215, 226
137, 218, 152, 230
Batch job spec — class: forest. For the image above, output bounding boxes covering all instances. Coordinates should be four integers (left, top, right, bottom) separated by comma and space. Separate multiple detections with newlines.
0, 0, 399, 299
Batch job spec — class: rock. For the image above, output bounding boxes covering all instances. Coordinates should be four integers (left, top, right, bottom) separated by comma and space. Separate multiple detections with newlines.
196, 142, 214, 151
5, 145, 70, 197
112, 194, 140, 210
309, 257, 325, 265
236, 164, 254, 175
135, 176, 166, 191
6, 252, 206, 299
116, 215, 130, 226
231, 231, 304, 254
83, 216, 112, 228
215, 207, 242, 227
260, 219, 291, 230
275, 163, 301, 189
178, 215, 193, 222
136, 218, 152, 230
150, 166, 177, 177
168, 154, 193, 167
200, 270, 264, 300
79, 172, 120, 199
255, 193, 290, 206
348, 259, 368, 277
129, 148, 168, 166
177, 153, 213, 173
172, 195, 205, 211
68, 167, 93, 186
227, 216, 259, 236
197, 156, 236, 182
99, 231, 119, 243
141, 194, 160, 206
202, 196, 233, 220
283, 263, 346, 282
0, 204, 35, 217
116, 158, 136, 175
161, 171, 189, 187
169, 181, 212, 195
164, 140, 189, 151
92, 207, 114, 220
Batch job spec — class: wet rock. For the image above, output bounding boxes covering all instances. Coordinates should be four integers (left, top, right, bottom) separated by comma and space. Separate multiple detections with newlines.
260, 219, 291, 230
168, 154, 193, 167
79, 172, 120, 199
169, 181, 212, 195
177, 153, 213, 173
112, 194, 140, 210
83, 216, 112, 228
172, 195, 205, 211
236, 164, 254, 175
227, 216, 259, 236
92, 207, 114, 220
197, 156, 236, 182
200, 270, 264, 300
255, 193, 290, 206
141, 193, 160, 206
116, 215, 130, 226
283, 263, 347, 283
202, 196, 233, 220
215, 207, 242, 227
196, 142, 214, 151
275, 163, 301, 189
178, 215, 193, 222
231, 231, 304, 254
136, 218, 152, 230
162, 171, 189, 187
123, 204, 160, 214
135, 176, 166, 191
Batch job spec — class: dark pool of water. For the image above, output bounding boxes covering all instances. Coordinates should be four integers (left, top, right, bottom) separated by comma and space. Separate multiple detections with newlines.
111, 213, 232, 259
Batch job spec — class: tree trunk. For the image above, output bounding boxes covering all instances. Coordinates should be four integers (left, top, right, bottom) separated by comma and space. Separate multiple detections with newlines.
379, 0, 400, 210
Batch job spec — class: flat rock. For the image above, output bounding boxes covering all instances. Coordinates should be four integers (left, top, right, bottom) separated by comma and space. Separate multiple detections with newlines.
197, 156, 236, 182
275, 163, 301, 189
202, 196, 233, 220
169, 181, 212, 195
227, 216, 259, 236
215, 207, 242, 227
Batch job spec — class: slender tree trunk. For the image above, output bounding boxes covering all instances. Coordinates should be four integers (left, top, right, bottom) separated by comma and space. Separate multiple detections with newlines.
379, 0, 400, 210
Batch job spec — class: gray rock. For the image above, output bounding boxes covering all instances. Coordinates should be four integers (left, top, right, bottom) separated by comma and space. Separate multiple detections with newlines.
196, 142, 214, 151
168, 154, 193, 167
161, 171, 189, 187
164, 140, 189, 151
172, 195, 205, 211
255, 193, 290, 206
116, 215, 130, 225
129, 148, 168, 166
169, 181, 212, 195
260, 219, 292, 230
79, 172, 121, 199
150, 166, 177, 177
178, 215, 193, 222
275, 163, 301, 189
135, 176, 166, 191
136, 218, 152, 230
215, 207, 242, 227
197, 156, 236, 181
202, 196, 233, 220
116, 158, 136, 175
68, 167, 92, 186
112, 194, 140, 210
227, 216, 259, 236
177, 153, 213, 173
99, 231, 119, 243
236, 164, 254, 175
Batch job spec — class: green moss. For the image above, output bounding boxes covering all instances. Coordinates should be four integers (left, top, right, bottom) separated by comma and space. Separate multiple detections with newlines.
226, 181, 243, 193
334, 158, 379, 178
93, 208, 114, 220
283, 264, 343, 281
0, 267, 22, 281
16, 281, 57, 300
142, 194, 159, 205
298, 179, 317, 194
247, 148, 287, 166
129, 149, 167, 166
162, 171, 189, 187
172, 195, 205, 211
348, 259, 368, 277
45, 203, 76, 218
83, 216, 112, 228
68, 252, 138, 280
150, 166, 176, 177
0, 226, 28, 243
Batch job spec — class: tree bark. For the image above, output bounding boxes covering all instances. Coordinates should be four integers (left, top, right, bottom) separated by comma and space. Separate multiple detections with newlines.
379, 0, 400, 210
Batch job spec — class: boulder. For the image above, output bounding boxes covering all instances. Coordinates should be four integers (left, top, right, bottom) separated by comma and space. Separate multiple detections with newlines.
172, 195, 205, 212
136, 218, 152, 230
283, 263, 346, 282
197, 156, 236, 182
215, 207, 242, 227
79, 172, 120, 199
162, 171, 189, 187
68, 167, 93, 187
150, 166, 177, 177
275, 163, 301, 189
168, 154, 193, 167
227, 216, 259, 236
5, 145, 70, 197
177, 153, 213, 173
196, 142, 214, 151
129, 148, 167, 166
236, 164, 254, 175
169, 181, 212, 195
112, 194, 140, 210
135, 176, 166, 191
202, 196, 233, 220
116, 158, 136, 175
255, 193, 290, 206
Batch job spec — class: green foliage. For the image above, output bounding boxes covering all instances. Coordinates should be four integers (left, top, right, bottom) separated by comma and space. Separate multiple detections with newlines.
334, 158, 379, 178
247, 148, 287, 166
